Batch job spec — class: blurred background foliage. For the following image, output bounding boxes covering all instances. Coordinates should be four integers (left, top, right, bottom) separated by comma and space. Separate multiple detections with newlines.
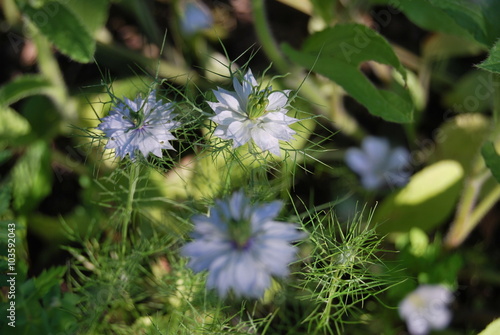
1, 0, 500, 334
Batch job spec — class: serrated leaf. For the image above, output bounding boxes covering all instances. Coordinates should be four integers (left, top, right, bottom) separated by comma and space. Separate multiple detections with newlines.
12, 141, 52, 212
375, 160, 464, 234
21, 1, 95, 62
426, 0, 488, 44
282, 24, 414, 123
481, 141, 500, 183
427, 0, 500, 47
54, 0, 109, 35
477, 40, 500, 74
0, 75, 52, 106
0, 106, 31, 142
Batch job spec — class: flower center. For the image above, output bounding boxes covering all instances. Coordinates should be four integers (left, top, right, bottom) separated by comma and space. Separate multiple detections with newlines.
124, 105, 150, 132
228, 218, 253, 250
247, 92, 269, 120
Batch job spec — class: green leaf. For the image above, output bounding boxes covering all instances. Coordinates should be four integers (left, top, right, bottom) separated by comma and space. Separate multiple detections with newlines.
282, 24, 414, 123
0, 106, 31, 142
426, 0, 488, 45
481, 141, 500, 183
375, 160, 464, 234
427, 0, 500, 47
370, 0, 470, 38
0, 75, 52, 106
12, 141, 52, 212
20, 1, 95, 62
477, 40, 500, 74
21, 95, 61, 140
372, 0, 500, 47
478, 318, 500, 335
54, 0, 109, 35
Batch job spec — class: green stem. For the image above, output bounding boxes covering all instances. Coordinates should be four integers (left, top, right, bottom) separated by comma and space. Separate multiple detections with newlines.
31, 23, 74, 120
444, 74, 500, 248
493, 74, 500, 131
470, 183, 500, 228
444, 172, 486, 248
251, 0, 288, 73
123, 164, 140, 254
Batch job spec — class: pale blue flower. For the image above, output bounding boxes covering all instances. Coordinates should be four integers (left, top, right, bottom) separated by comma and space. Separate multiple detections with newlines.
97, 90, 179, 160
181, 191, 305, 298
399, 285, 454, 335
345, 136, 410, 190
208, 69, 298, 156
180, 0, 213, 36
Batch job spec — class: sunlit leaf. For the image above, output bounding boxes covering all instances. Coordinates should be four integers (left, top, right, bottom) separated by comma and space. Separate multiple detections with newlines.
481, 141, 500, 183
282, 24, 414, 123
428, 114, 491, 175
0, 106, 31, 142
478, 318, 500, 335
375, 160, 464, 234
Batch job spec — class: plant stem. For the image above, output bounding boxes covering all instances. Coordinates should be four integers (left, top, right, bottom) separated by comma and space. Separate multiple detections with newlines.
493, 74, 500, 131
471, 182, 500, 221
444, 170, 488, 248
251, 0, 288, 73
31, 23, 75, 121
444, 74, 500, 248
123, 163, 140, 254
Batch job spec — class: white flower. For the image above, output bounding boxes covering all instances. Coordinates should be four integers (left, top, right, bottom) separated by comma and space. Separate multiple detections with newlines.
97, 90, 179, 160
345, 136, 411, 190
208, 69, 298, 156
181, 191, 306, 298
399, 285, 454, 335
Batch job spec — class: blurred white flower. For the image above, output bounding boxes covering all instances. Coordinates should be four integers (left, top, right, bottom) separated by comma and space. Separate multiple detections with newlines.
399, 285, 454, 335
97, 90, 179, 160
180, 0, 213, 36
181, 191, 306, 298
208, 69, 298, 156
345, 136, 410, 190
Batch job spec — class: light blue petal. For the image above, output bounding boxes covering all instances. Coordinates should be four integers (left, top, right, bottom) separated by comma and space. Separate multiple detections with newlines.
250, 201, 282, 229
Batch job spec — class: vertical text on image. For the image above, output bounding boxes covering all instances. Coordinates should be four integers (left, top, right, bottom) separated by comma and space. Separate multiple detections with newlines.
6, 222, 16, 327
